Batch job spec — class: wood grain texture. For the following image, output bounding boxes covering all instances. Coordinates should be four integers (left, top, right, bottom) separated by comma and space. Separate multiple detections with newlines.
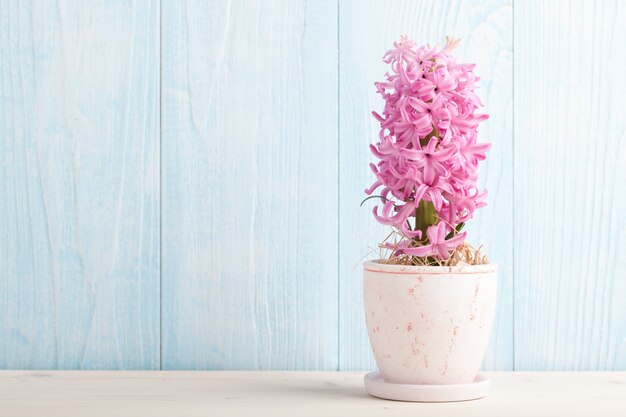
0, 0, 160, 369
338, 0, 513, 371
1, 371, 625, 417
2, 0, 625, 372
161, 0, 339, 369
514, 0, 626, 370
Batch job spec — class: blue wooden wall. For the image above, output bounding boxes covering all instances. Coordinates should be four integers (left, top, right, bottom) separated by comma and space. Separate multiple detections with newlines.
1, 0, 160, 369
1, 0, 624, 371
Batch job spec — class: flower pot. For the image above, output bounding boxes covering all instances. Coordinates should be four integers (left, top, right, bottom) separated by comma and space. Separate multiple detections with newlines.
363, 261, 497, 385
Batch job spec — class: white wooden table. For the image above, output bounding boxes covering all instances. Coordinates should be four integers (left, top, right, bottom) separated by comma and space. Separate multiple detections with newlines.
0, 371, 624, 417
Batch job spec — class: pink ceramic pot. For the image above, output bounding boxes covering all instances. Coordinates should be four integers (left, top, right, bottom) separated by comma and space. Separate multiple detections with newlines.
363, 261, 497, 385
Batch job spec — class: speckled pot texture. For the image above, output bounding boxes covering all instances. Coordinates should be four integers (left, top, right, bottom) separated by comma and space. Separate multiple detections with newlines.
363, 261, 497, 385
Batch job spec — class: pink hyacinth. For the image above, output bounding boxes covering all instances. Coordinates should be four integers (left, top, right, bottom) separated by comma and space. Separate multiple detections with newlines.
366, 36, 490, 260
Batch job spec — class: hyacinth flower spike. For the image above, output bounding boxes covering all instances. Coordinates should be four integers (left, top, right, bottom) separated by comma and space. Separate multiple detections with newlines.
365, 36, 491, 264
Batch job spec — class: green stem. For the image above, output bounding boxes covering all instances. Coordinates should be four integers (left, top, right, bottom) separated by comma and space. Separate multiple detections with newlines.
411, 126, 440, 247
421, 126, 439, 147
414, 200, 437, 243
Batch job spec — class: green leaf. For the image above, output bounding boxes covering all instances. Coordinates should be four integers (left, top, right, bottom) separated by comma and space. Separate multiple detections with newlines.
445, 222, 465, 240
360, 195, 385, 207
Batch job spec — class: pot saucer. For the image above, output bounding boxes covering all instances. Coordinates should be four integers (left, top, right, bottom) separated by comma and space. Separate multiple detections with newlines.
364, 372, 490, 402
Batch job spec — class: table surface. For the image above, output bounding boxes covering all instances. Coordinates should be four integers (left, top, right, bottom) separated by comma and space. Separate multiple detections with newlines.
0, 371, 625, 417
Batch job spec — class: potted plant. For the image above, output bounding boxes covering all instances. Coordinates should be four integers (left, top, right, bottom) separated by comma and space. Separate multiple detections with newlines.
362, 36, 497, 402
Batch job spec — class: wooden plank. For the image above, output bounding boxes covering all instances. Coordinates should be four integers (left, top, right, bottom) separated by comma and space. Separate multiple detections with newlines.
0, 371, 625, 417
513, 0, 626, 370
339, 0, 513, 371
0, 1, 160, 369
161, 0, 339, 369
